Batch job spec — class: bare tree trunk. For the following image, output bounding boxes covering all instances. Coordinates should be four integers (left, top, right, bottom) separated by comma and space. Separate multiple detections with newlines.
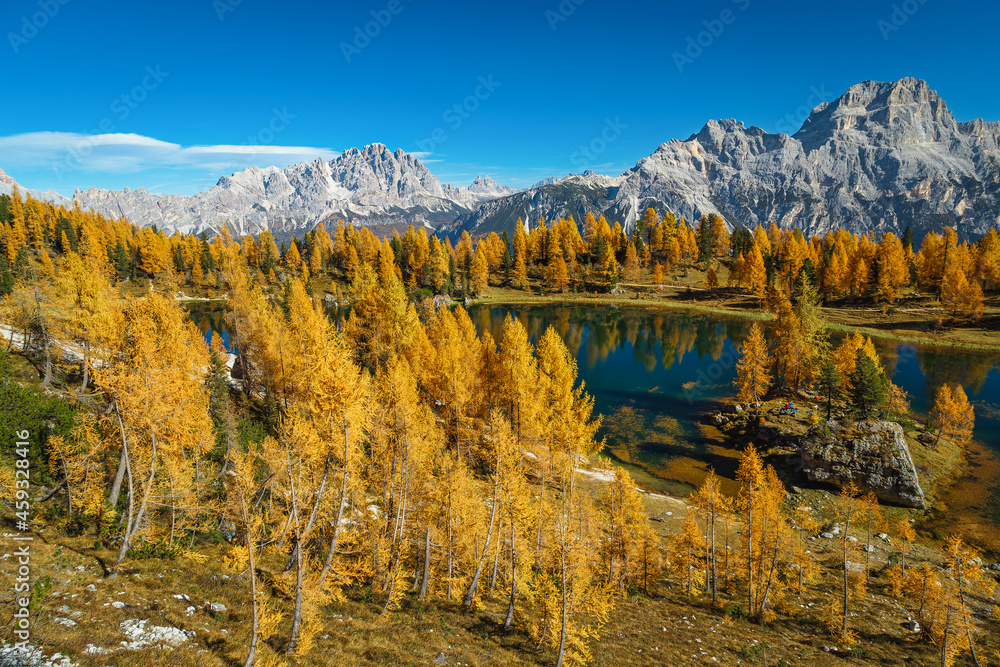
724, 515, 731, 592
275, 509, 294, 549
117, 434, 134, 535
107, 407, 129, 508
462, 446, 501, 608
318, 420, 352, 588
40, 479, 67, 503
168, 472, 176, 548
286, 466, 304, 655
534, 464, 546, 568
31, 278, 53, 387
687, 542, 693, 595
418, 526, 432, 600
284, 451, 332, 573
504, 522, 516, 630
842, 518, 851, 638
446, 491, 454, 601
941, 601, 952, 667
798, 530, 805, 594
489, 526, 502, 593
642, 539, 649, 596
703, 533, 709, 601
956, 561, 981, 667
80, 341, 90, 393
111, 431, 157, 577
607, 482, 615, 586
865, 515, 873, 584
555, 543, 568, 667
58, 456, 72, 514
710, 503, 718, 605
759, 525, 781, 613
239, 485, 260, 667
746, 496, 754, 614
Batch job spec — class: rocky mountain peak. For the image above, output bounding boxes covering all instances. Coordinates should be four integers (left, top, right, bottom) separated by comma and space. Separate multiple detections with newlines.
585, 77, 1000, 241
691, 118, 747, 143
469, 175, 498, 191
795, 77, 956, 150
10, 78, 999, 242
468, 175, 515, 197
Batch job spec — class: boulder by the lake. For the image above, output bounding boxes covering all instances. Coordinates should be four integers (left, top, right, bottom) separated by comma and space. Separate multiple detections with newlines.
800, 420, 925, 509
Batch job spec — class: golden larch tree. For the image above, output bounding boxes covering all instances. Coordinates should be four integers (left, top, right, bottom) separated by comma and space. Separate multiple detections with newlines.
736, 323, 772, 402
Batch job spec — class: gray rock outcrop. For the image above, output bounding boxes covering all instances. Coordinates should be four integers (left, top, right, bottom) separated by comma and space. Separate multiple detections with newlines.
800, 420, 925, 508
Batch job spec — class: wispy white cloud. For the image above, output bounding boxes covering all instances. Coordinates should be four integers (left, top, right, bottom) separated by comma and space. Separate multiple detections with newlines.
0, 131, 339, 180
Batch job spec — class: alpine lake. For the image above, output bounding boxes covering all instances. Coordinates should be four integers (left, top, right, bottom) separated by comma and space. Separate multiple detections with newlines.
187, 300, 1000, 553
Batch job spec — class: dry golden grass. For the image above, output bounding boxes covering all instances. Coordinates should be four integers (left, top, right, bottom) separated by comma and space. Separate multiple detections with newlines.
9, 429, 996, 666
19, 505, 986, 667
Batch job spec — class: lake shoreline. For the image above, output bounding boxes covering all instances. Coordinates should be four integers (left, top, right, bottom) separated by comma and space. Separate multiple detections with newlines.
471, 293, 1000, 352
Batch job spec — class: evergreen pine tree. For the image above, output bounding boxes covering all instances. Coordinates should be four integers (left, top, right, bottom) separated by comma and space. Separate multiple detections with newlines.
902, 225, 914, 251
817, 360, 842, 419
696, 215, 713, 262
502, 233, 512, 286
848, 350, 887, 419
0, 255, 13, 297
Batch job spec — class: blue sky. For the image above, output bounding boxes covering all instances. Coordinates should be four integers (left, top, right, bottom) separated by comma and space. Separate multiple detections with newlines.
1, 0, 997, 195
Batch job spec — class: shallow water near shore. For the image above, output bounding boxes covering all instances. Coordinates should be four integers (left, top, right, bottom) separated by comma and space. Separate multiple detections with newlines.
465, 303, 1000, 547
189, 301, 1000, 546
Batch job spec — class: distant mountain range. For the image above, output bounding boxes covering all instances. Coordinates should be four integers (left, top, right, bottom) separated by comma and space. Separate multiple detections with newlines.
4, 78, 999, 240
